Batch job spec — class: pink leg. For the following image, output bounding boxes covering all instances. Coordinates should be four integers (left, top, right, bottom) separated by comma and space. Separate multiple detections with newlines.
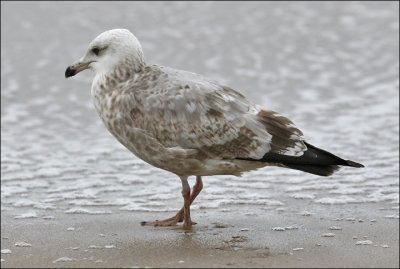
141, 176, 203, 228
180, 176, 192, 230
190, 176, 203, 205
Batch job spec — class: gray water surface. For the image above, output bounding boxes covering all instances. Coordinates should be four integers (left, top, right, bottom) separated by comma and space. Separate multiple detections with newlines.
1, 1, 399, 220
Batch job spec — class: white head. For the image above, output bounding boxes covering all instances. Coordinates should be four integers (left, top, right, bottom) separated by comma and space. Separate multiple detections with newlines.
65, 29, 145, 78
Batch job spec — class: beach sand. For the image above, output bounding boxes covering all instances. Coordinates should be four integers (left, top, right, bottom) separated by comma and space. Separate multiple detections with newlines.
1, 201, 398, 268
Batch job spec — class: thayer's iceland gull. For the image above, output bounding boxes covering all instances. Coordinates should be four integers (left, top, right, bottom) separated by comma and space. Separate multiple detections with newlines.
65, 29, 364, 230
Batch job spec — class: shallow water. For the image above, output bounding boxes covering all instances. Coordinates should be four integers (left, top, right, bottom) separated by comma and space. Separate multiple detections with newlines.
1, 2, 399, 220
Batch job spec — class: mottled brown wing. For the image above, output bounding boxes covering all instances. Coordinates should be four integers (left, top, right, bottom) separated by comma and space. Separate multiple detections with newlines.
132, 67, 307, 160
255, 110, 306, 156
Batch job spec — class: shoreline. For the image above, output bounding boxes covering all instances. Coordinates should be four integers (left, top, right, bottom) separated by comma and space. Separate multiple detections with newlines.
1, 202, 399, 268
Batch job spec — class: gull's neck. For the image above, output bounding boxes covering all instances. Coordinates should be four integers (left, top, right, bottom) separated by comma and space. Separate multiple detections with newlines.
93, 56, 146, 92
109, 58, 144, 82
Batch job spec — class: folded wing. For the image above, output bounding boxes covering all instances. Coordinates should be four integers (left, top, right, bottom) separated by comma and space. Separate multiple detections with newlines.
133, 67, 307, 162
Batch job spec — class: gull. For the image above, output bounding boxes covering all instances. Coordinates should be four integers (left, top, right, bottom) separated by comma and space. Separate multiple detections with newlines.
65, 29, 364, 230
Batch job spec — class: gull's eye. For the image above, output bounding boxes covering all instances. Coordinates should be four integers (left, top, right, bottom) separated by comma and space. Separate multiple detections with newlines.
92, 47, 100, 56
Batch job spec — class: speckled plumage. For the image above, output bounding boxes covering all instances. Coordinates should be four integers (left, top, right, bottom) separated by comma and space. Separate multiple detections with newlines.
66, 29, 363, 229
91, 62, 309, 176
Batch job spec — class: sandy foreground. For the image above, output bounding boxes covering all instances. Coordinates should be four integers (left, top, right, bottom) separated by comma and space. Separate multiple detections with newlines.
1, 201, 398, 268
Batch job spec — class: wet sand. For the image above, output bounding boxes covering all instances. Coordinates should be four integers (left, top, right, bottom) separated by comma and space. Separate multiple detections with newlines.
1, 202, 398, 268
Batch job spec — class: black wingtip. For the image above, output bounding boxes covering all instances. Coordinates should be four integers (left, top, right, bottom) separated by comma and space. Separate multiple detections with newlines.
345, 160, 364, 168
284, 164, 341, 176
